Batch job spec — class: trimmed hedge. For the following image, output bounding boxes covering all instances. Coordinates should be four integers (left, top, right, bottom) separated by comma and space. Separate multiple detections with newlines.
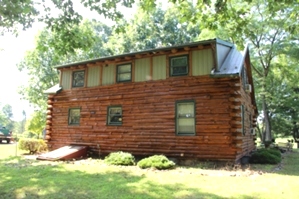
249, 148, 282, 164
18, 138, 48, 154
137, 155, 175, 170
104, 151, 135, 166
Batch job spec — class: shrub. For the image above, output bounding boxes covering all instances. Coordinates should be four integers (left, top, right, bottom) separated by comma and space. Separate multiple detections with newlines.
137, 155, 175, 170
249, 148, 281, 164
18, 138, 48, 154
104, 151, 135, 166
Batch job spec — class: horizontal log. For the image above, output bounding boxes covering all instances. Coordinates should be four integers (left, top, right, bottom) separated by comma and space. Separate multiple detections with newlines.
45, 135, 51, 140
47, 75, 255, 161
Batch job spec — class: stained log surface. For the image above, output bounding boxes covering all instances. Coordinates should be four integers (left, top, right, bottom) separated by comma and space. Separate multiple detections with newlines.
47, 75, 256, 161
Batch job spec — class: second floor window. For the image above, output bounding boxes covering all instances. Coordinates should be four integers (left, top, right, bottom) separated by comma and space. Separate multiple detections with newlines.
170, 55, 188, 76
117, 64, 132, 82
72, 70, 85, 87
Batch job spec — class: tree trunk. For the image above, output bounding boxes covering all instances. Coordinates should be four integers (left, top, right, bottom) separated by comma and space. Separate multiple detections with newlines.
292, 122, 299, 148
262, 94, 272, 142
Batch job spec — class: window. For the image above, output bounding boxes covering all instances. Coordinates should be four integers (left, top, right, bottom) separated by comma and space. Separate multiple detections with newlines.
170, 55, 188, 76
117, 64, 131, 82
107, 106, 122, 125
175, 100, 195, 135
68, 108, 81, 125
241, 65, 248, 88
72, 70, 85, 87
241, 105, 245, 135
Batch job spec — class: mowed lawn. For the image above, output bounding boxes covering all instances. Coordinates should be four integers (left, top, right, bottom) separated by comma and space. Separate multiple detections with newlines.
1, 143, 299, 199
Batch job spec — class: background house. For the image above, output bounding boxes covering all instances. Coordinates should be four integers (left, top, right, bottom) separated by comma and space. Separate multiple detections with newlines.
45, 38, 257, 162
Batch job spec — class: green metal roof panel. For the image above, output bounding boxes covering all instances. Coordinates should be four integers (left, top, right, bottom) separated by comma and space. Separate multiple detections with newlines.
54, 38, 233, 69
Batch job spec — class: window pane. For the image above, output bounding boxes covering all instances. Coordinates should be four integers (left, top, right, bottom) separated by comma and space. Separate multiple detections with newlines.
118, 73, 131, 81
118, 64, 131, 73
170, 56, 188, 76
176, 100, 195, 135
69, 109, 80, 125
108, 106, 122, 125
72, 71, 85, 87
177, 118, 195, 133
171, 57, 187, 67
172, 66, 187, 75
109, 107, 122, 115
177, 103, 194, 117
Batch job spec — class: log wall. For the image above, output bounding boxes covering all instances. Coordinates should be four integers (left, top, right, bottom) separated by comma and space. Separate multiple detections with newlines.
46, 75, 256, 161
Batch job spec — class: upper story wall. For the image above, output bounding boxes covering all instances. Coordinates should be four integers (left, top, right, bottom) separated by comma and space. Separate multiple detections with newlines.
59, 48, 214, 90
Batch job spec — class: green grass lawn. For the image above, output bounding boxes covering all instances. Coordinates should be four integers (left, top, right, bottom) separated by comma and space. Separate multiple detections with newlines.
1, 143, 299, 199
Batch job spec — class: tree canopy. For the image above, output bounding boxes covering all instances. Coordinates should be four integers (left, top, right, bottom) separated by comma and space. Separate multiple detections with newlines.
17, 3, 201, 136
5, 0, 299, 141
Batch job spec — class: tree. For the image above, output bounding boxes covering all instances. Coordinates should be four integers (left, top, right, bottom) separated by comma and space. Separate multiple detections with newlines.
256, 55, 299, 139
175, 0, 298, 142
0, 0, 135, 34
106, 2, 200, 54
25, 111, 45, 138
0, 104, 14, 130
0, 0, 38, 34
14, 0, 299, 142
1, 0, 298, 35
17, 20, 114, 134
2, 104, 13, 119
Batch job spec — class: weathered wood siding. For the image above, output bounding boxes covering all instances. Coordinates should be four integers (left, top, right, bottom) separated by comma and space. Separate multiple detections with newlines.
236, 81, 256, 160
192, 49, 213, 75
60, 50, 215, 89
47, 75, 249, 161
152, 55, 166, 80
87, 66, 100, 87
135, 58, 150, 82
61, 70, 72, 90
102, 64, 115, 85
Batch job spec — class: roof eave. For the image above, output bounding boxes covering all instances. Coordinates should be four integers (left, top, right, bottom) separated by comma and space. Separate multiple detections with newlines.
54, 38, 234, 69
210, 73, 239, 78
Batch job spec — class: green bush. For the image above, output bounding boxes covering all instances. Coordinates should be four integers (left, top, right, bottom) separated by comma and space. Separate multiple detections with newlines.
137, 155, 175, 170
249, 148, 281, 164
18, 138, 48, 154
104, 151, 135, 166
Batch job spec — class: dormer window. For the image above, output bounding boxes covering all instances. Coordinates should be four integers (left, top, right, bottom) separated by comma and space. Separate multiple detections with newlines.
170, 55, 189, 76
72, 70, 85, 88
117, 64, 132, 82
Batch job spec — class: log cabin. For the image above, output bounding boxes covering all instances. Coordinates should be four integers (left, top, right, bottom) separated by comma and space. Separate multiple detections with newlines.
44, 38, 258, 162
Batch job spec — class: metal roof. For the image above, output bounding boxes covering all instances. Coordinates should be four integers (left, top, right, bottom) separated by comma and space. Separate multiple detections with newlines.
211, 45, 248, 77
54, 38, 234, 69
44, 84, 62, 94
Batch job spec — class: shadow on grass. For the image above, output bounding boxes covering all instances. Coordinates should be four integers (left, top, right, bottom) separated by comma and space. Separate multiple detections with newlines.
1, 151, 299, 199
0, 157, 226, 199
275, 149, 299, 176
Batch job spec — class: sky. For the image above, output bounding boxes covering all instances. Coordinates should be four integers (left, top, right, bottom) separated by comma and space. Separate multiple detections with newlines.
0, 25, 39, 121
0, 2, 137, 121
